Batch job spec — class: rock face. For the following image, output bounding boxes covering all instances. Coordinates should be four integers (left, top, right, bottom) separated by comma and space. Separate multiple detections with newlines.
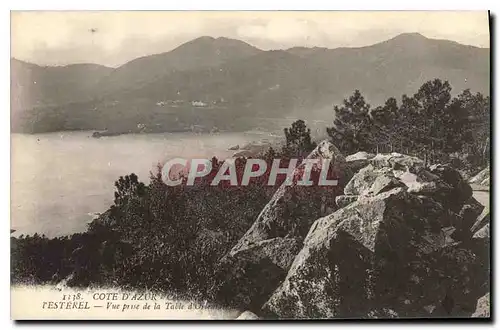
214, 141, 349, 309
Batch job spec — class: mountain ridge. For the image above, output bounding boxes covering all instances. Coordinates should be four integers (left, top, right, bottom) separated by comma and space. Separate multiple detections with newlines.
11, 33, 490, 134
11, 32, 490, 69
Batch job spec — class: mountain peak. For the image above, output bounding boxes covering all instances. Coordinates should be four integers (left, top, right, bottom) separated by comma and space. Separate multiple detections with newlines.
373, 32, 431, 49
175, 35, 261, 52
396, 32, 426, 38
389, 32, 428, 42
215, 36, 234, 42
190, 36, 216, 42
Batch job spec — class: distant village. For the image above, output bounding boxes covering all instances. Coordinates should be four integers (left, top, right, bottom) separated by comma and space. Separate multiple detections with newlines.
155, 97, 227, 108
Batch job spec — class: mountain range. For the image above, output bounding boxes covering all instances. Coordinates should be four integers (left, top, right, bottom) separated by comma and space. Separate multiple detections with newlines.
11, 33, 490, 134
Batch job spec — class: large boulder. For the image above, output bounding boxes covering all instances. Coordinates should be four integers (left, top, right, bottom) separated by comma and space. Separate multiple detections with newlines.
343, 164, 392, 195
456, 197, 485, 239
369, 153, 424, 172
368, 173, 406, 196
469, 219, 490, 298
461, 198, 485, 226
343, 164, 377, 195
263, 187, 484, 318
343, 158, 472, 215
335, 195, 359, 208
473, 224, 489, 239
215, 237, 301, 309
343, 153, 426, 195
229, 141, 347, 254
346, 151, 375, 172
215, 141, 348, 309
398, 170, 448, 195
428, 164, 473, 212
393, 165, 472, 214
345, 161, 473, 215
471, 207, 490, 234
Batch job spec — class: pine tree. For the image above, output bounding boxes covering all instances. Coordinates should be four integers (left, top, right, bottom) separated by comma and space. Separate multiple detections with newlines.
327, 90, 373, 154
370, 97, 398, 153
413, 79, 452, 164
283, 119, 317, 157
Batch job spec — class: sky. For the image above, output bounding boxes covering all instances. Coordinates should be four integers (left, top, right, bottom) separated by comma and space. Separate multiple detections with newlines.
11, 11, 490, 67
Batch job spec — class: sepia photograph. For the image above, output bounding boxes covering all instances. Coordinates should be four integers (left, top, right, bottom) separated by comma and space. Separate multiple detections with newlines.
10, 10, 491, 320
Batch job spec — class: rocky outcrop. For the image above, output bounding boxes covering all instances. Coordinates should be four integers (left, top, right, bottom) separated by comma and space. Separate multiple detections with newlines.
345, 151, 375, 172
219, 148, 489, 319
215, 141, 349, 309
215, 237, 302, 309
214, 237, 302, 309
469, 210, 490, 298
473, 224, 489, 239
461, 198, 485, 228
335, 195, 359, 208
369, 152, 424, 172
344, 159, 472, 214
428, 164, 473, 212
472, 293, 490, 318
469, 167, 490, 186
344, 165, 407, 197
368, 173, 406, 195
453, 197, 485, 242
343, 164, 382, 195
230, 141, 346, 255
263, 187, 485, 318
471, 207, 490, 235
228, 141, 348, 253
